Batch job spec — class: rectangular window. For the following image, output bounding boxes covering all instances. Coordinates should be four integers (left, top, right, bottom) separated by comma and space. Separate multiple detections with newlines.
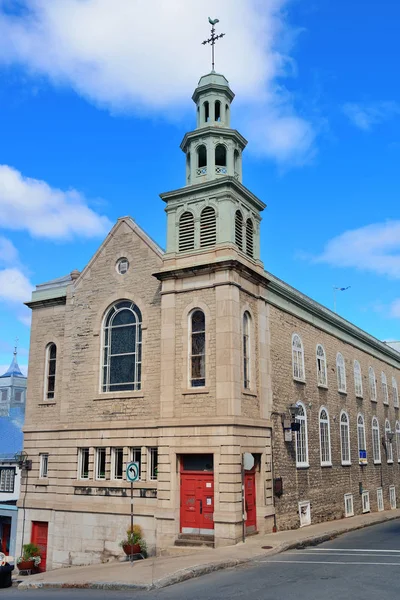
148, 447, 158, 481
362, 491, 370, 513
0, 389, 8, 402
39, 453, 49, 478
111, 447, 124, 480
130, 447, 142, 480
377, 488, 384, 511
344, 493, 354, 517
78, 448, 90, 479
0, 467, 15, 493
389, 486, 396, 510
95, 448, 106, 480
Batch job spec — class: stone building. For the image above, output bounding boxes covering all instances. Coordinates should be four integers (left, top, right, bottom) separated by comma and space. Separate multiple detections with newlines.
17, 69, 400, 570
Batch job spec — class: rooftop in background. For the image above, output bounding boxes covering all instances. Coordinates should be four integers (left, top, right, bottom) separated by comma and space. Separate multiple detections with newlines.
0, 349, 25, 379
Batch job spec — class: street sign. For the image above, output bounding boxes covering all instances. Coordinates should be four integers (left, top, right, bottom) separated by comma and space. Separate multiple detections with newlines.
126, 461, 140, 482
243, 452, 254, 471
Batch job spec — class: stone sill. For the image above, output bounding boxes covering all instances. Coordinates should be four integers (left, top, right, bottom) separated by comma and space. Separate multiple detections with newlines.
242, 390, 257, 397
356, 395, 364, 400
321, 463, 332, 468
338, 390, 348, 396
38, 401, 57, 406
293, 378, 306, 385
93, 391, 144, 401
296, 465, 309, 470
182, 388, 210, 395
317, 384, 328, 390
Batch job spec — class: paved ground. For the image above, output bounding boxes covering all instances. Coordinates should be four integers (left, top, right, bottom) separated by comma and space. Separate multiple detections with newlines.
8, 519, 400, 599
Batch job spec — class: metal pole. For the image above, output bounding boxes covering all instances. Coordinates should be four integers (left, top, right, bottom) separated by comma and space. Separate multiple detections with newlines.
241, 455, 245, 543
211, 27, 215, 71
130, 481, 134, 563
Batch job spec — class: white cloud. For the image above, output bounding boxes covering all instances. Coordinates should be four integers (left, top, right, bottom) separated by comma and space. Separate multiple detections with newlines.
0, 268, 34, 304
316, 221, 400, 279
0, 165, 112, 239
0, 0, 315, 165
0, 236, 19, 266
343, 101, 400, 131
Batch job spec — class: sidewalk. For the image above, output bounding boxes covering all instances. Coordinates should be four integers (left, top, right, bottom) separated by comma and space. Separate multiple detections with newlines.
17, 509, 400, 591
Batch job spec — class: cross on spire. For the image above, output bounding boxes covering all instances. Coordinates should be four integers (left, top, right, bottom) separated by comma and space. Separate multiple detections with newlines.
202, 17, 225, 72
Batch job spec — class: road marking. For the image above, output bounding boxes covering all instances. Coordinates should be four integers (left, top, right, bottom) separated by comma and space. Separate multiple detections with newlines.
286, 551, 400, 558
260, 560, 400, 566
300, 548, 400, 553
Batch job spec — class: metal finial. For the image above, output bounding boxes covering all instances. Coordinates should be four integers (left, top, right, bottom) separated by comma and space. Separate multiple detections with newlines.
14, 337, 19, 356
202, 17, 225, 72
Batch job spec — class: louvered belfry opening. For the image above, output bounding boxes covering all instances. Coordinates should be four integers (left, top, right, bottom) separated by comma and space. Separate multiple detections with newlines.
235, 210, 243, 250
200, 206, 217, 248
179, 211, 195, 252
246, 219, 254, 257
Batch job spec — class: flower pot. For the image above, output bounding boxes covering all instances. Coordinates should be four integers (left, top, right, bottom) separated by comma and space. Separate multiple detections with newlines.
122, 543, 141, 556
17, 559, 35, 572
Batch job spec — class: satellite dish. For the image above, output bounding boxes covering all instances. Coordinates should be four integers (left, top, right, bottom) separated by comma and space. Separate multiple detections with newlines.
243, 452, 254, 470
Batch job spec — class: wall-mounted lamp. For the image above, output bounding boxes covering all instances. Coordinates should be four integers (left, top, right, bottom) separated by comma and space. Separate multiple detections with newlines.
288, 404, 301, 420
14, 451, 32, 471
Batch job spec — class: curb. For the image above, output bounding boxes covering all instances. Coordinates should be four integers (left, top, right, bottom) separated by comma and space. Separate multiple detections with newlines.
18, 513, 400, 591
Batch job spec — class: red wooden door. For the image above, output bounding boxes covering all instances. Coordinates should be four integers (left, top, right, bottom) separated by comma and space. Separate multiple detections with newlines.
180, 472, 214, 534
245, 469, 257, 532
31, 522, 48, 571
1, 524, 10, 554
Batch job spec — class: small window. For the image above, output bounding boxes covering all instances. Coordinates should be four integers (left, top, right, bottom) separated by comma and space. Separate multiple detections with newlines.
396, 421, 400, 463
336, 353, 346, 393
344, 493, 354, 517
316, 344, 327, 387
179, 211, 195, 252
392, 377, 399, 408
377, 488, 384, 511
45, 343, 57, 400
292, 334, 305, 381
197, 144, 207, 168
369, 367, 377, 402
14, 390, 23, 403
215, 144, 227, 167
39, 453, 49, 479
190, 310, 206, 387
389, 485, 396, 509
235, 210, 243, 250
295, 402, 309, 468
245, 219, 254, 258
372, 417, 381, 464
78, 448, 90, 480
0, 389, 7, 403
148, 448, 158, 481
215, 100, 221, 121
340, 411, 351, 465
234, 149, 240, 178
362, 490, 370, 513
319, 407, 332, 466
112, 447, 124, 480
357, 414, 367, 465
0, 467, 15, 493
382, 372, 389, 405
200, 206, 216, 248
95, 448, 106, 480
204, 101, 210, 122
385, 419, 393, 463
130, 447, 142, 480
243, 312, 251, 389
354, 360, 363, 397
116, 257, 129, 275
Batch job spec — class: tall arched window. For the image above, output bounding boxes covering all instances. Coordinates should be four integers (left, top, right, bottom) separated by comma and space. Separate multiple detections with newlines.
45, 343, 57, 400
396, 421, 400, 463
354, 360, 363, 397
369, 367, 377, 402
292, 334, 305, 381
245, 219, 254, 258
200, 206, 216, 248
372, 417, 381, 464
319, 407, 332, 466
316, 344, 327, 387
295, 402, 308, 467
235, 210, 243, 250
190, 310, 206, 387
357, 414, 367, 464
179, 211, 195, 251
385, 419, 393, 463
382, 372, 389, 404
197, 144, 207, 169
392, 377, 399, 408
102, 301, 142, 392
215, 144, 227, 170
336, 353, 346, 393
215, 100, 221, 121
340, 411, 351, 465
234, 150, 240, 178
203, 101, 209, 122
243, 311, 251, 389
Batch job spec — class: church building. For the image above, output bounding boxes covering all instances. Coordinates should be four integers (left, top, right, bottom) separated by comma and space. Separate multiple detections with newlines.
18, 66, 400, 570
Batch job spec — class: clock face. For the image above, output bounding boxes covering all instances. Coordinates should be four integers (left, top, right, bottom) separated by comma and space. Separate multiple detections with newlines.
116, 257, 129, 275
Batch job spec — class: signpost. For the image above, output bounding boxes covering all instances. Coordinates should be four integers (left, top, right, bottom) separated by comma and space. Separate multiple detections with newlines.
126, 462, 140, 562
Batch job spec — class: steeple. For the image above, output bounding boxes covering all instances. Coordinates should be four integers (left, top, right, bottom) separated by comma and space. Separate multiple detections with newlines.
0, 346, 24, 379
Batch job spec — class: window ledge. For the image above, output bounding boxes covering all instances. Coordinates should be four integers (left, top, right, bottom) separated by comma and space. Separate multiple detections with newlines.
338, 390, 347, 395
317, 384, 328, 390
373, 461, 382, 465
182, 388, 209, 395
38, 401, 56, 406
359, 462, 368, 466
321, 463, 332, 468
356, 394, 363, 400
242, 390, 257, 397
370, 398, 378, 403
93, 391, 144, 401
293, 378, 306, 385
383, 402, 389, 407
296, 464, 309, 469
387, 460, 394, 465
341, 462, 352, 467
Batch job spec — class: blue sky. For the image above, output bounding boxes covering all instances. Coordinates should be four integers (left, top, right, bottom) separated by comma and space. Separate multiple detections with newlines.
0, 0, 400, 373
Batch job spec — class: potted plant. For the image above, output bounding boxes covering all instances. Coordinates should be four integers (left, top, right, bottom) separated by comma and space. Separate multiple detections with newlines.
119, 525, 147, 557
16, 543, 41, 572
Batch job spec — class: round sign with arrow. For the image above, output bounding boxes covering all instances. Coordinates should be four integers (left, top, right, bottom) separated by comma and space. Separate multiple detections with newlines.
126, 461, 140, 482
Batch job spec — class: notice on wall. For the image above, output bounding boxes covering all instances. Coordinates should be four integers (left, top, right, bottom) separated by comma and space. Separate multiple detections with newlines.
206, 482, 212, 488
206, 498, 212, 506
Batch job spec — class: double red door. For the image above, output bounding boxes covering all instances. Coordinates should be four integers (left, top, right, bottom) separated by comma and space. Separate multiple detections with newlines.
245, 469, 257, 532
180, 472, 214, 534
31, 522, 48, 571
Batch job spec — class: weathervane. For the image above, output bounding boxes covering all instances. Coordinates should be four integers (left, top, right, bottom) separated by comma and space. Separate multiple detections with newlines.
202, 17, 225, 72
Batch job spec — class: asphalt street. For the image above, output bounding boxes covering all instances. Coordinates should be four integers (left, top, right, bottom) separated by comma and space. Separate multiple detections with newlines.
7, 519, 400, 600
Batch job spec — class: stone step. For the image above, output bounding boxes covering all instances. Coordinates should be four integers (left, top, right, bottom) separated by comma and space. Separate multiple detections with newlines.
174, 535, 214, 548
178, 533, 214, 542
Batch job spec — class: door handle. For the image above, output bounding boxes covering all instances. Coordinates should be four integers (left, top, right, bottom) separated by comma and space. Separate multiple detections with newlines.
199, 499, 203, 514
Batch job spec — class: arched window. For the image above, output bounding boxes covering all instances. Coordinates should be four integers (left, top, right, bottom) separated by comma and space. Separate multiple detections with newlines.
316, 344, 327, 387
45, 343, 57, 400
215, 144, 227, 168
200, 206, 216, 248
292, 334, 305, 381
396, 421, 400, 463
357, 414, 367, 464
197, 144, 207, 169
372, 417, 381, 464
340, 411, 351, 465
215, 100, 221, 121
295, 402, 308, 467
225, 103, 229, 124
235, 210, 243, 250
190, 310, 206, 387
102, 301, 142, 392
204, 101, 209, 122
354, 360, 363, 397
336, 353, 346, 393
245, 219, 254, 258
179, 211, 195, 252
234, 149, 240, 179
243, 312, 251, 389
319, 407, 331, 466
392, 377, 399, 408
369, 367, 377, 402
382, 372, 389, 404
385, 419, 393, 463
